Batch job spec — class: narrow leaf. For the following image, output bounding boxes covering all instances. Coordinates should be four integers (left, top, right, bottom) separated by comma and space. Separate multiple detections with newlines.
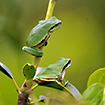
0, 62, 13, 79
65, 83, 81, 101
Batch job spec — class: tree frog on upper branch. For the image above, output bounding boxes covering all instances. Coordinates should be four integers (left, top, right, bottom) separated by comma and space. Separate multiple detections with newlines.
22, 16, 62, 57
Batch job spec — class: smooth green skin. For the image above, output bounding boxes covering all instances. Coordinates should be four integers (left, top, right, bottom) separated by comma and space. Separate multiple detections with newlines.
26, 16, 62, 47
35, 57, 71, 81
22, 16, 62, 57
22, 46, 43, 57
34, 58, 81, 101
23, 63, 36, 80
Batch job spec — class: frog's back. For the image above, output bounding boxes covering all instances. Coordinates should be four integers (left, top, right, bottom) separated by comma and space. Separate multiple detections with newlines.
26, 16, 61, 46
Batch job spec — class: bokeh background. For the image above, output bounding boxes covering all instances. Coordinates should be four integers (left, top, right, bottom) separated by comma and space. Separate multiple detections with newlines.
0, 0, 105, 104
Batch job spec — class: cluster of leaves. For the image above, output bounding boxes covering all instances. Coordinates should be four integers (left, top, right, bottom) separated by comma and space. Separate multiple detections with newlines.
1, 58, 105, 105
80, 68, 105, 105
0, 57, 81, 104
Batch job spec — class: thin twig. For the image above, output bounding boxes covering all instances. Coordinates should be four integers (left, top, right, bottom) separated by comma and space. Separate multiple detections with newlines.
17, 0, 57, 105
32, 0, 57, 69
45, 0, 56, 20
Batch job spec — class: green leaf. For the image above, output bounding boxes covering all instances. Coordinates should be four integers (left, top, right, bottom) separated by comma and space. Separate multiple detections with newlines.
87, 68, 105, 87
36, 80, 81, 101
99, 93, 105, 105
65, 83, 81, 101
80, 83, 104, 105
23, 63, 36, 80
0, 62, 13, 79
0, 62, 20, 93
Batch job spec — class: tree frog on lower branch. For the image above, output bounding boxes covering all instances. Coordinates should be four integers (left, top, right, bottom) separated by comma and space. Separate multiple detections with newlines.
34, 57, 72, 85
22, 16, 62, 57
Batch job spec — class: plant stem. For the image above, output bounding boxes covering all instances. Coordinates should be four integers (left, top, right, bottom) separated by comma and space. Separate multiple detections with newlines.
31, 84, 38, 91
45, 0, 56, 20
18, 0, 57, 105
32, 57, 41, 69
32, 0, 57, 69
12, 78, 21, 94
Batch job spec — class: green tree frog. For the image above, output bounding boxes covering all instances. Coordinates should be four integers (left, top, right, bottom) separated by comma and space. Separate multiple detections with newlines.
34, 57, 71, 85
22, 16, 62, 57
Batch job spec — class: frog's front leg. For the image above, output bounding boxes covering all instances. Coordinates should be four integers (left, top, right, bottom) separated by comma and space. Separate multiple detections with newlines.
22, 46, 43, 57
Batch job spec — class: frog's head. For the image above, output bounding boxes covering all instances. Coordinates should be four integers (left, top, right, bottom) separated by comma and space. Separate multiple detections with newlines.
48, 16, 62, 34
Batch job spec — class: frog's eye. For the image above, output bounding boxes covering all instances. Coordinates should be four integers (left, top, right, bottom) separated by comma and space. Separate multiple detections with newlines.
48, 22, 62, 33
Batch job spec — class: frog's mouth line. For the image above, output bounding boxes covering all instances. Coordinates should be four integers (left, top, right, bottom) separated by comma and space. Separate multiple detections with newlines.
62, 60, 71, 71
57, 59, 71, 80
33, 34, 51, 48
48, 22, 62, 33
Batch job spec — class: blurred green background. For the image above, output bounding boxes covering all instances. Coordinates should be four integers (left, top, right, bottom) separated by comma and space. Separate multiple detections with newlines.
0, 0, 105, 104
